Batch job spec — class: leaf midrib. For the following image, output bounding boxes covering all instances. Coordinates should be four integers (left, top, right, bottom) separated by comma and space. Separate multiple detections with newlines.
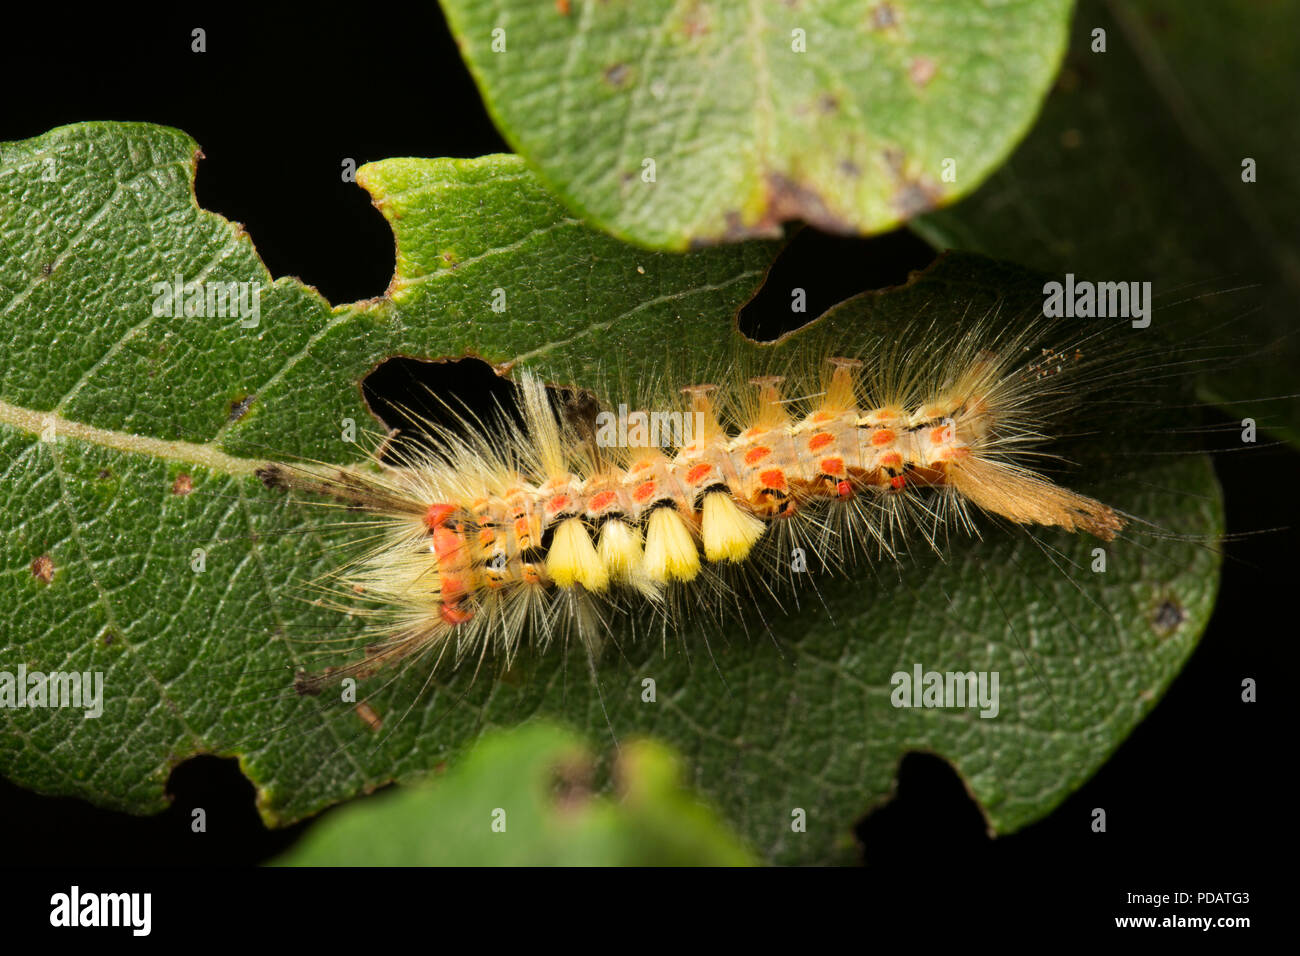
0, 398, 263, 475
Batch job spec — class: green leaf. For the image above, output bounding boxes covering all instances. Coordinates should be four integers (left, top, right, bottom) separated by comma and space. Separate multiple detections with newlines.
275, 722, 756, 865
912, 0, 1300, 444
0, 122, 1221, 864
436, 0, 1076, 250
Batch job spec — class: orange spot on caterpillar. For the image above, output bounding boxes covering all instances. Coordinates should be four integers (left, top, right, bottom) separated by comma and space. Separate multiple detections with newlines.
930, 425, 953, 444
871, 429, 896, 446
425, 503, 456, 530
744, 446, 771, 466
171, 473, 193, 495
440, 603, 475, 626
633, 481, 657, 503
820, 457, 845, 476
759, 468, 787, 490
547, 494, 571, 514
808, 432, 834, 452
432, 528, 467, 562
440, 573, 471, 604
881, 453, 903, 469
685, 463, 714, 485
810, 411, 835, 423
513, 516, 533, 545
890, 475, 907, 490
587, 490, 617, 512
836, 480, 853, 499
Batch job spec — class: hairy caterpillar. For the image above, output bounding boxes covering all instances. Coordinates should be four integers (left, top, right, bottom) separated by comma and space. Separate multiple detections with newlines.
255, 302, 1164, 705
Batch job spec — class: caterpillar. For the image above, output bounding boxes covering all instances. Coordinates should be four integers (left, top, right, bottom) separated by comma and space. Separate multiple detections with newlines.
255, 304, 1156, 702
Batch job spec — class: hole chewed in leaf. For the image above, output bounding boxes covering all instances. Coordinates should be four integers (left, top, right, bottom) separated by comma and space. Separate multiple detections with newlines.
360, 355, 584, 463
856, 751, 992, 863
738, 227, 937, 342
361, 356, 526, 458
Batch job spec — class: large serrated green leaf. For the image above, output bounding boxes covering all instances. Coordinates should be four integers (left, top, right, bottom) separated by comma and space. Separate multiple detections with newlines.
436, 0, 1075, 250
0, 122, 1221, 865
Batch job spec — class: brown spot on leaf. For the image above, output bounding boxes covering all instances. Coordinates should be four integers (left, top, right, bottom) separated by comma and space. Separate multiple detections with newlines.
40, 261, 54, 277
882, 149, 944, 218
172, 473, 193, 495
909, 56, 937, 88
768, 173, 860, 234
1060, 128, 1083, 149
893, 180, 943, 218
228, 394, 254, 422
603, 62, 631, 87
870, 2, 898, 30
256, 464, 287, 489
293, 667, 328, 697
31, 554, 54, 583
97, 469, 111, 480
765, 174, 843, 228
550, 755, 593, 813
818, 93, 840, 114
1152, 598, 1185, 637
680, 1, 711, 37
712, 174, 859, 242
355, 702, 383, 731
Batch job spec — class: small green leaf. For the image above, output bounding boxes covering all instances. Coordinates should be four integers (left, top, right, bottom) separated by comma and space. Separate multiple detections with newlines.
0, 122, 1222, 864
437, 0, 1075, 249
275, 723, 756, 865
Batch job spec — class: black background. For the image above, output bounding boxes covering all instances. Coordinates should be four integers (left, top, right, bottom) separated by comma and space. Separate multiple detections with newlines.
0, 0, 1287, 928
